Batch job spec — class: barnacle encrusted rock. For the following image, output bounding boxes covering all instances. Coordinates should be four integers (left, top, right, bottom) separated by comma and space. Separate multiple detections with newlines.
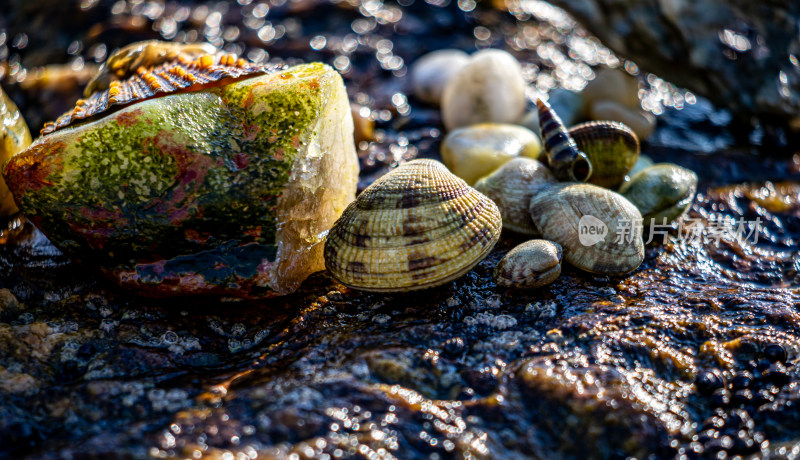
3, 62, 359, 298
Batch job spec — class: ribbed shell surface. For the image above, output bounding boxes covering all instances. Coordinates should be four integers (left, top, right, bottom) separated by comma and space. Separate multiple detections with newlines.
569, 121, 640, 189
473, 157, 555, 236
42, 54, 282, 135
324, 159, 502, 292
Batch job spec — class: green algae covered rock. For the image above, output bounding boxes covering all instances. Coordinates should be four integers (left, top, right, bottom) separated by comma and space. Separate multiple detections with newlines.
3, 62, 359, 298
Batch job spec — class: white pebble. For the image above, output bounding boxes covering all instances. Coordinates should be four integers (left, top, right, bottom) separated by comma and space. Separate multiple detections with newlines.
441, 49, 527, 131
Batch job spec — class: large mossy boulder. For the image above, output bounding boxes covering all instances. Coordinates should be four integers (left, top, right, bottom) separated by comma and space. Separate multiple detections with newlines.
3, 63, 359, 298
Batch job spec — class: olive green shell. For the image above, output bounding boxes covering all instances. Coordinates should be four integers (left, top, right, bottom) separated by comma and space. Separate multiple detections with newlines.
473, 157, 555, 236
324, 159, 502, 292
0, 86, 32, 217
569, 120, 640, 189
494, 239, 562, 289
529, 183, 644, 275
619, 163, 698, 225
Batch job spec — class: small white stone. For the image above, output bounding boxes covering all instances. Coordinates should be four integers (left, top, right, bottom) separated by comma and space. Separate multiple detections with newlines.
441, 49, 527, 131
410, 49, 470, 105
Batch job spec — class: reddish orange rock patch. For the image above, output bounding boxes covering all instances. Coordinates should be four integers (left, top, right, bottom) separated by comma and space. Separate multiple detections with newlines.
115, 108, 144, 127
3, 141, 66, 194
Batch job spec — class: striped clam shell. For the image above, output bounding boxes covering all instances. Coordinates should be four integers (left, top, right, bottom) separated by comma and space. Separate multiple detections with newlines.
569, 121, 640, 189
537, 98, 592, 182
324, 159, 502, 292
473, 157, 555, 236
494, 240, 562, 289
42, 47, 282, 135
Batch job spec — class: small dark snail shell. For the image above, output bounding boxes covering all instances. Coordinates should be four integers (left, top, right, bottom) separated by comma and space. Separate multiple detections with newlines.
537, 98, 592, 183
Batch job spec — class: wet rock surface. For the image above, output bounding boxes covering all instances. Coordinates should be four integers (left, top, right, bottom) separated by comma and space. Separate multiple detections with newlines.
1, 0, 800, 458
549, 0, 800, 141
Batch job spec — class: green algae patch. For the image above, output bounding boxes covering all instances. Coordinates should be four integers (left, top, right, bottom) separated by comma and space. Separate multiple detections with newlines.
3, 63, 359, 298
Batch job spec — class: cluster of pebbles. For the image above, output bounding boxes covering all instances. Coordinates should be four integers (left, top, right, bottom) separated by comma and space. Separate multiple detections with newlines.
324, 47, 699, 292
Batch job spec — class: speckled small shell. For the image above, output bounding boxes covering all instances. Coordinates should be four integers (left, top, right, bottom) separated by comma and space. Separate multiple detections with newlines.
473, 157, 555, 236
494, 240, 562, 289
529, 183, 644, 275
618, 163, 697, 225
43, 43, 280, 135
569, 121, 640, 189
324, 159, 502, 292
537, 98, 592, 182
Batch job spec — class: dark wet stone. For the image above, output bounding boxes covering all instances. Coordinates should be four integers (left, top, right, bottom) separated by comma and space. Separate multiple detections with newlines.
441, 336, 466, 357
762, 364, 791, 387
710, 389, 731, 408
763, 343, 788, 364
731, 371, 754, 390
461, 367, 499, 396
696, 369, 725, 394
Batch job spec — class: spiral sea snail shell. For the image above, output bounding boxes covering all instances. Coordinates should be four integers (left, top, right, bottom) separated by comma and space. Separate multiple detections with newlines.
537, 98, 593, 183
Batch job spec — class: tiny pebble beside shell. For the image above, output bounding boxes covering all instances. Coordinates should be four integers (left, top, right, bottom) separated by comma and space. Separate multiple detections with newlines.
441, 123, 542, 185
351, 103, 374, 145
